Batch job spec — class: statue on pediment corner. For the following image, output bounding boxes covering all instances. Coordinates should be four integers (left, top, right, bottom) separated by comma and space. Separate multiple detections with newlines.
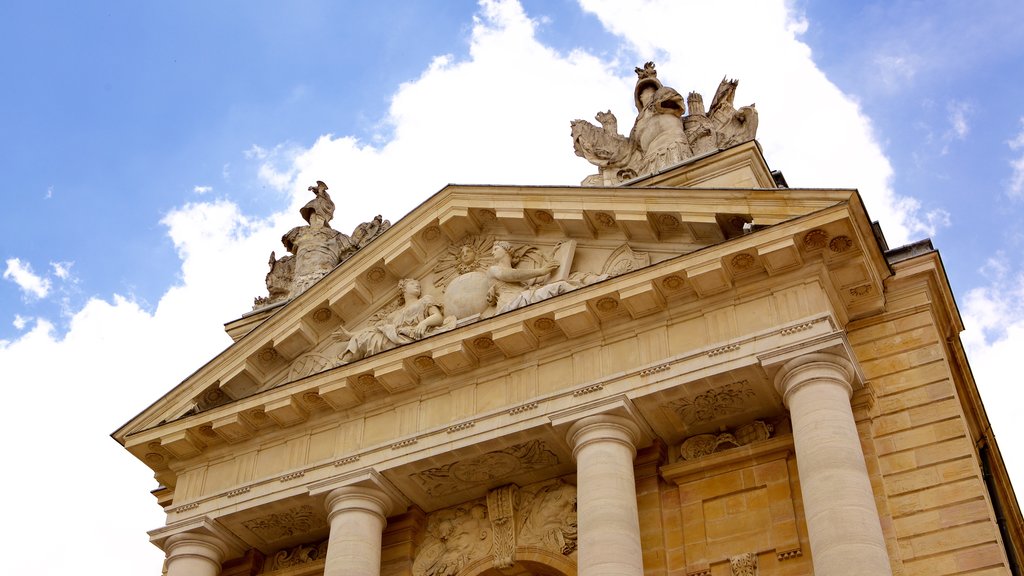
570, 62, 759, 185
252, 181, 391, 309
333, 277, 456, 365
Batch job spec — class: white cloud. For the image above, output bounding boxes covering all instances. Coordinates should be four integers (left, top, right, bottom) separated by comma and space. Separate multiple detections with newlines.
44, 185, 53, 199
873, 54, 918, 91
50, 260, 73, 280
1008, 117, 1024, 198
193, 185, 213, 194
961, 254, 1024, 489
3, 257, 51, 299
12, 314, 29, 330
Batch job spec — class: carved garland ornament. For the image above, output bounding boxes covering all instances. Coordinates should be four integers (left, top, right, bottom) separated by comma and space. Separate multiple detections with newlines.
409, 440, 559, 497
242, 505, 327, 543
669, 380, 756, 424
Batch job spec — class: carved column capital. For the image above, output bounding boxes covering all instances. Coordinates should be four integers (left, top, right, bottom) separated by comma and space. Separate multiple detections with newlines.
163, 532, 230, 576
773, 352, 855, 407
323, 485, 394, 526
566, 414, 642, 459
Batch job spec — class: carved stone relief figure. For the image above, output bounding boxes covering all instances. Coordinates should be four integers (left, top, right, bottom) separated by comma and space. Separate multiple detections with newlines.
334, 278, 456, 366
410, 440, 560, 497
517, 478, 578, 556
253, 180, 390, 309
413, 502, 493, 576
487, 240, 609, 315
570, 62, 759, 185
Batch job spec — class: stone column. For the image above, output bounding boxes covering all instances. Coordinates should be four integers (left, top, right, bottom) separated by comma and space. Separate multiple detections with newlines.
566, 414, 644, 576
163, 532, 228, 576
774, 353, 892, 576
322, 485, 394, 576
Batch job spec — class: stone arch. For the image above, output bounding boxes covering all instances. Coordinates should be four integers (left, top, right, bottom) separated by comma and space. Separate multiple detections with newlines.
458, 547, 577, 576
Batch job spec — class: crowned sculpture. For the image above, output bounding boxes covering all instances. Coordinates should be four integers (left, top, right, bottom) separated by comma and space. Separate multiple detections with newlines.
571, 62, 758, 186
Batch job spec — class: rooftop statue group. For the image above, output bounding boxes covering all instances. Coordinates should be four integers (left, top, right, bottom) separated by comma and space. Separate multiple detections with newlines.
256, 62, 746, 376
571, 62, 758, 186
253, 181, 390, 309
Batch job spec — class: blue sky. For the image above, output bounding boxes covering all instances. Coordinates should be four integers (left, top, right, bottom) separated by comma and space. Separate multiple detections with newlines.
2, 1, 1023, 573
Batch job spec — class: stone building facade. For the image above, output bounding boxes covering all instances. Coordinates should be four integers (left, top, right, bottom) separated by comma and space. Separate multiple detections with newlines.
115, 65, 1023, 575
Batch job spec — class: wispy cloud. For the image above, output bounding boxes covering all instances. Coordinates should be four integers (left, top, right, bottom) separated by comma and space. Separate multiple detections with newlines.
12, 314, 29, 330
940, 100, 972, 155
3, 258, 51, 299
193, 185, 213, 194
1008, 117, 1024, 198
44, 185, 53, 200
50, 261, 74, 281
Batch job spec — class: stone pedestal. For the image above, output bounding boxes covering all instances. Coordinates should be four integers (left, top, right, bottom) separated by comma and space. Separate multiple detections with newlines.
566, 414, 644, 576
163, 532, 229, 576
322, 486, 394, 576
775, 353, 892, 576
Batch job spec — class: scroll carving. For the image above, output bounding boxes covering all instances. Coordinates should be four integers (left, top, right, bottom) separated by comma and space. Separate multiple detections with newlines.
254, 181, 390, 308
265, 539, 329, 571
679, 420, 773, 460
487, 484, 519, 569
730, 552, 758, 576
571, 62, 759, 186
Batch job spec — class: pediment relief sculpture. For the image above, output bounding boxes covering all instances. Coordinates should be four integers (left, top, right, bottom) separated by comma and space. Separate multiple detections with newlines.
282, 238, 645, 385
572, 62, 758, 185
254, 180, 391, 309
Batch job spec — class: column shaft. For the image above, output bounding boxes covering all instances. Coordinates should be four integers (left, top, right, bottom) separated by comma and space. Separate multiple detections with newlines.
322, 486, 392, 576
567, 415, 644, 576
777, 353, 892, 576
163, 532, 227, 576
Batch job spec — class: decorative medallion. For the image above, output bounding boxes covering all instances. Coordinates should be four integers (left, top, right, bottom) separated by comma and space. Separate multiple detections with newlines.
148, 441, 163, 451
658, 213, 681, 229
144, 453, 165, 465
302, 391, 324, 406
242, 505, 327, 543
357, 374, 378, 388
478, 209, 497, 222
422, 225, 442, 242
474, 336, 495, 351
534, 210, 554, 224
829, 235, 854, 253
414, 355, 435, 370
311, 307, 333, 323
668, 380, 756, 424
730, 253, 756, 270
662, 275, 685, 290
849, 283, 872, 297
257, 348, 279, 364
595, 297, 619, 312
246, 408, 267, 423
366, 266, 387, 283
602, 244, 651, 276
533, 317, 556, 332
198, 425, 218, 439
803, 229, 829, 249
594, 212, 616, 228
409, 440, 560, 497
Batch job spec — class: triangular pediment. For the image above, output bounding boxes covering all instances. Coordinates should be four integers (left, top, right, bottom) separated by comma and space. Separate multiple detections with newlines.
114, 142, 890, 485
